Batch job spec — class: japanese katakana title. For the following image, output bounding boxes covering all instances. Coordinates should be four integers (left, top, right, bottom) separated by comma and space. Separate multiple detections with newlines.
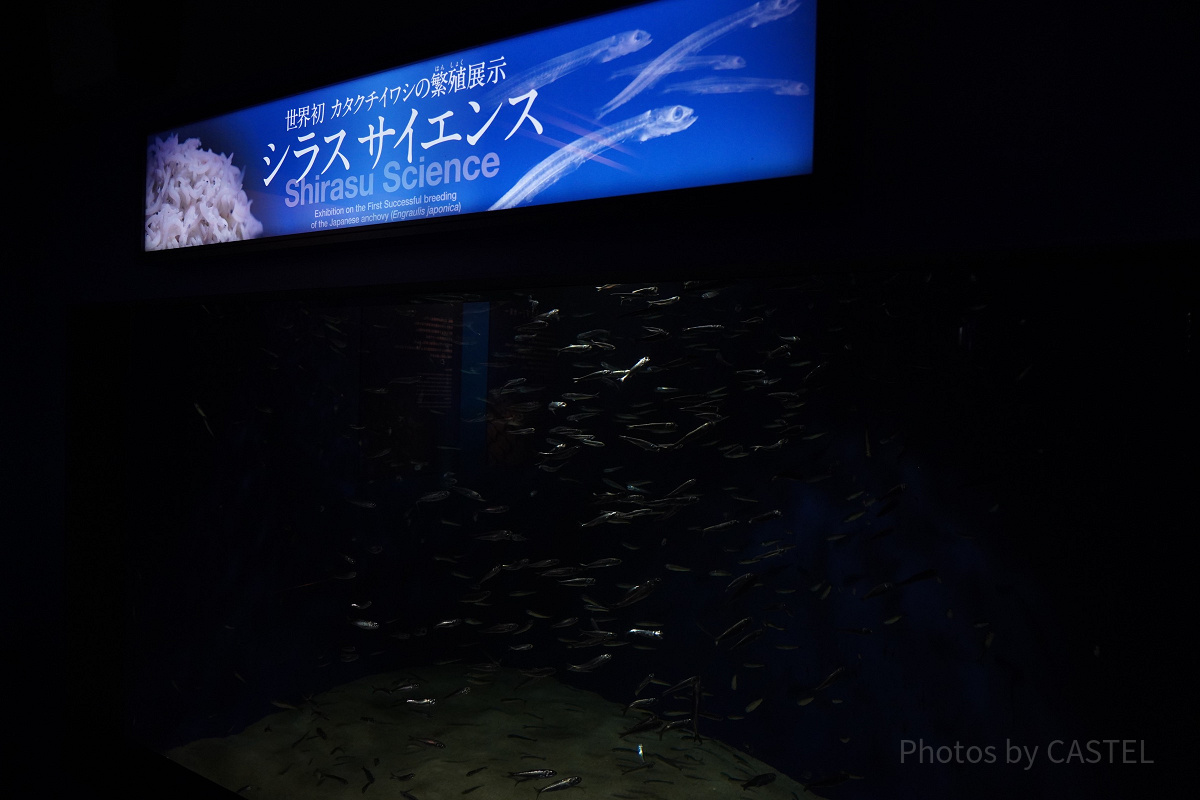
278, 87, 540, 207
283, 57, 508, 133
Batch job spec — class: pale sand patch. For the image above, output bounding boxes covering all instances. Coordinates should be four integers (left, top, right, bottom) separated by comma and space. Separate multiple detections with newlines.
166, 665, 827, 799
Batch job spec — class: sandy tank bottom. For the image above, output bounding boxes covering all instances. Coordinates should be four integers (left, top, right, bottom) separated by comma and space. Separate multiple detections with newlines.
164, 665, 826, 799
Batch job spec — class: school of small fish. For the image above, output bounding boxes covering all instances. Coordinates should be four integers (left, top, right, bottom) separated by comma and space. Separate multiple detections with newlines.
161, 270, 1028, 799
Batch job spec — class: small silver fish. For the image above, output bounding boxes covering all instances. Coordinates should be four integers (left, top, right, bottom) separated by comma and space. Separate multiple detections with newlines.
628, 628, 664, 640
568, 654, 612, 672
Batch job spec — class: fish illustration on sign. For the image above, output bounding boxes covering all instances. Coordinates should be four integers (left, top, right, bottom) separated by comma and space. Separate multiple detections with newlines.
663, 76, 810, 95
489, 106, 697, 210
610, 53, 746, 79
481, 30, 653, 110
596, 0, 801, 119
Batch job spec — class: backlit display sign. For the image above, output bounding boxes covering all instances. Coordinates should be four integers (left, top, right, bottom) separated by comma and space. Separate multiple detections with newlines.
145, 0, 816, 250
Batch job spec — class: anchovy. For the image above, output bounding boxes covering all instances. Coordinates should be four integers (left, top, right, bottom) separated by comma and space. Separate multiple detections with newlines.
725, 572, 758, 596
646, 295, 681, 307
573, 368, 616, 383
619, 715, 663, 738
620, 356, 651, 382
610, 578, 661, 608
728, 628, 763, 651
659, 675, 699, 698
568, 653, 612, 672
804, 772, 850, 790
741, 772, 776, 789
815, 666, 846, 692
541, 566, 586, 577
451, 485, 486, 501
658, 718, 693, 738
509, 769, 557, 783
482, 30, 652, 109
489, 106, 696, 210
664, 77, 810, 95
626, 422, 678, 433
714, 617, 752, 646
408, 736, 445, 747
316, 771, 348, 785
649, 751, 688, 770
580, 511, 619, 528
596, 0, 801, 118
619, 436, 663, 452
624, 697, 658, 714
575, 328, 611, 340
520, 667, 558, 679
476, 530, 527, 541
536, 776, 582, 795
863, 581, 894, 599
627, 628, 664, 640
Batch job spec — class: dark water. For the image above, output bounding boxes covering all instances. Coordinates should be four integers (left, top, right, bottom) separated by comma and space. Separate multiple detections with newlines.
81, 268, 1189, 798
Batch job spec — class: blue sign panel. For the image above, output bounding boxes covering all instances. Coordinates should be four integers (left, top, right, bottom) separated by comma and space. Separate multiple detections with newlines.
145, 0, 816, 250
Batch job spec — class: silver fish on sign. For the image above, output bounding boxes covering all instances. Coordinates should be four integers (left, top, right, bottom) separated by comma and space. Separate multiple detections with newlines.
595, 0, 801, 118
664, 76, 810, 96
480, 30, 652, 110
489, 107, 696, 210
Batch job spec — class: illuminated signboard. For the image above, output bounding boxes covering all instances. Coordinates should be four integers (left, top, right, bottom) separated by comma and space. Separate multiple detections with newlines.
145, 0, 816, 251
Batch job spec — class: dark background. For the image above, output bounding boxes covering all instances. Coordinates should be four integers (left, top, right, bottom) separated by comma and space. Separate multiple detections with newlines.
13, 0, 1196, 797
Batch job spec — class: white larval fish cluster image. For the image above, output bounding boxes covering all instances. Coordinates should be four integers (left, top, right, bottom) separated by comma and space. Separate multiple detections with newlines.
145, 134, 264, 250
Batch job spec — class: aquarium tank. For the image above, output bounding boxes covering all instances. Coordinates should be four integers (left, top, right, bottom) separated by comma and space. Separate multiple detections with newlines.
64, 262, 1185, 800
